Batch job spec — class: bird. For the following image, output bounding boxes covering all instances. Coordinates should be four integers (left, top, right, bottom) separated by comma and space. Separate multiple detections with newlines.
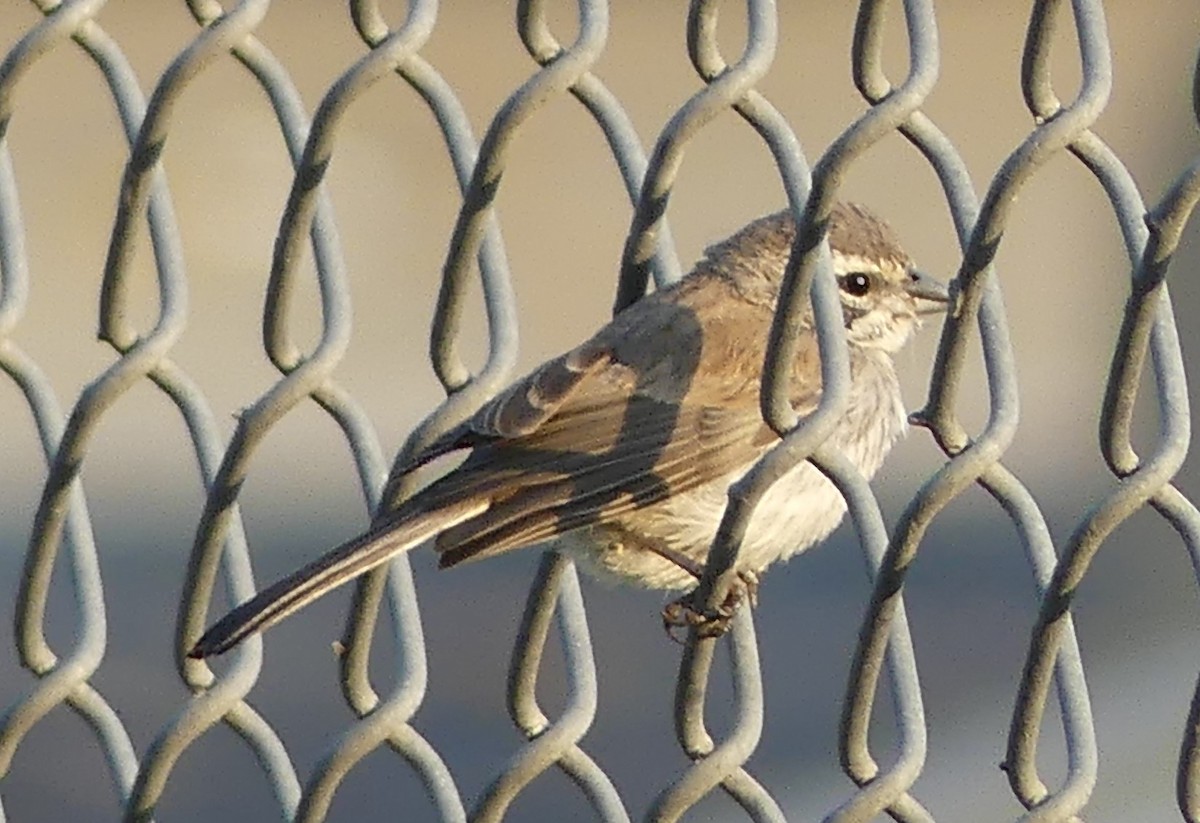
189, 202, 949, 658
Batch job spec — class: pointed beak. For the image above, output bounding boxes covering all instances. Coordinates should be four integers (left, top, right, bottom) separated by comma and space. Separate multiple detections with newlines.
904, 268, 951, 314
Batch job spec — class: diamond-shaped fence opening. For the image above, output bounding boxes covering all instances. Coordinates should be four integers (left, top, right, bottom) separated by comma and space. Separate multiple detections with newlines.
1, 2, 1199, 822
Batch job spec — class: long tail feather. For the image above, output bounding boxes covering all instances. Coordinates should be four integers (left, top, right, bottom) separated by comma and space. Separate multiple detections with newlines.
188, 499, 485, 658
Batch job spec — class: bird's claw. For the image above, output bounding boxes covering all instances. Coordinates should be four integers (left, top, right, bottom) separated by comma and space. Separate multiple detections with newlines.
661, 599, 733, 643
661, 570, 759, 643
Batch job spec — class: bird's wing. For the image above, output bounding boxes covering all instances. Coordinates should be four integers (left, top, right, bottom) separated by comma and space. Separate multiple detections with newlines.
404, 288, 827, 567
428, 395, 777, 567
396, 340, 618, 474
400, 273, 822, 474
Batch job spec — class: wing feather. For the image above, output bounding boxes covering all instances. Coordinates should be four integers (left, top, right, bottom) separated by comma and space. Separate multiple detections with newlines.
395, 282, 823, 567
430, 396, 776, 566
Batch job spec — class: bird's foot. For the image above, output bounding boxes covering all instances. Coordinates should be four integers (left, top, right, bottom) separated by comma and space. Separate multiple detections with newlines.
662, 570, 759, 643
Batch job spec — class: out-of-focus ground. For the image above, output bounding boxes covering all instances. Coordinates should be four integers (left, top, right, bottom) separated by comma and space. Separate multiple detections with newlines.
1, 2, 1198, 820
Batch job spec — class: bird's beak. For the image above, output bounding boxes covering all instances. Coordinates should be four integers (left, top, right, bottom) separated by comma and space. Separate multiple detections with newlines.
904, 268, 951, 314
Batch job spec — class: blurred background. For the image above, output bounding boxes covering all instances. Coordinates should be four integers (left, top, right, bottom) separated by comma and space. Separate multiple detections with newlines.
0, 1, 1198, 820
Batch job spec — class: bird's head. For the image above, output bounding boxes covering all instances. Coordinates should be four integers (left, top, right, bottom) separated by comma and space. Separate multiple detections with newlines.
828, 201, 949, 352
703, 201, 950, 352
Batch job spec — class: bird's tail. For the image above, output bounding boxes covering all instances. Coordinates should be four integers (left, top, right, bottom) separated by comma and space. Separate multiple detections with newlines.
188, 498, 486, 658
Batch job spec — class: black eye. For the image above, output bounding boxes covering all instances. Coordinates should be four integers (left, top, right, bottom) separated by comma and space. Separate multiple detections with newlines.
841, 272, 872, 296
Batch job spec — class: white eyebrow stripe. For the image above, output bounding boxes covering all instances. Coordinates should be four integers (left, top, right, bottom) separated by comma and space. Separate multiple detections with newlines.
831, 251, 882, 273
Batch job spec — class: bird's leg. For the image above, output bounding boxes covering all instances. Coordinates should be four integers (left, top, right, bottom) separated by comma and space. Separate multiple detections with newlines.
646, 541, 759, 642
643, 543, 707, 579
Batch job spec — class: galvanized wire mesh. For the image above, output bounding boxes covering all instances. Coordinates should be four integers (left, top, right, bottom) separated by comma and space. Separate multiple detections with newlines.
1, 1, 1198, 821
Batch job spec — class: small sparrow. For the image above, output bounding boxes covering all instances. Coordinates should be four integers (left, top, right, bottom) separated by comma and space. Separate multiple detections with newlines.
189, 203, 948, 658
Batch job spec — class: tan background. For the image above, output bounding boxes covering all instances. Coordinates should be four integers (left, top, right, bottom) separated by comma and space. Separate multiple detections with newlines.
0, 2, 1198, 820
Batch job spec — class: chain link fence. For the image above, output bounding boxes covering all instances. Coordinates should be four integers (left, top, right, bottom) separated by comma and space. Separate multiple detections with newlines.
1, 1, 1198, 821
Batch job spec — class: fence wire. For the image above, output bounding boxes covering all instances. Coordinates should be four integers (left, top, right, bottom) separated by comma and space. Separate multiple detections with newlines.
0, 1, 1198, 822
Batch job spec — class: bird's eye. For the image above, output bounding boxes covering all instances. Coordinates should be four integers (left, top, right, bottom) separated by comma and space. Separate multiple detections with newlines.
841, 272, 872, 297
